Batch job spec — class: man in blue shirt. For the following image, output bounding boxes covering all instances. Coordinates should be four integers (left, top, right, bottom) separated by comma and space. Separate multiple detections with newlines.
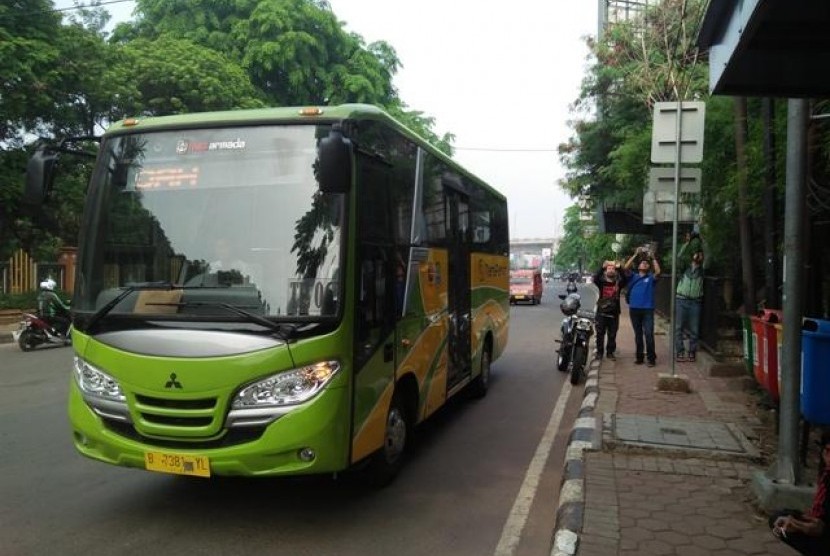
623, 247, 662, 367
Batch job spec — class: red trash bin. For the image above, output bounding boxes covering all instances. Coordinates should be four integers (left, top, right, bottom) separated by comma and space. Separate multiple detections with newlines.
750, 309, 782, 401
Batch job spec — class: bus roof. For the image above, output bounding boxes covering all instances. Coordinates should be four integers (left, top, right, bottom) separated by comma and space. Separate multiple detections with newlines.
105, 104, 506, 201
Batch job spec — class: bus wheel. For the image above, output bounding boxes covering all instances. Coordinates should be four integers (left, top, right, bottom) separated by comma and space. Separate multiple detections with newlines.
365, 393, 410, 487
470, 347, 491, 399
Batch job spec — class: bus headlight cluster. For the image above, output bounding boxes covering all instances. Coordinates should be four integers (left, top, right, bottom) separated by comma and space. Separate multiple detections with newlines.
232, 361, 341, 409
73, 356, 126, 402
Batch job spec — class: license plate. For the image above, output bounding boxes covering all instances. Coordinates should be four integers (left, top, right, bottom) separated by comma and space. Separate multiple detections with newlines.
144, 451, 210, 478
515, 295, 526, 299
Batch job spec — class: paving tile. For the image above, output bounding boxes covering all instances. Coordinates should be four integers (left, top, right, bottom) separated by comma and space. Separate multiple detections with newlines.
690, 530, 728, 550
576, 319, 800, 556
653, 530, 692, 546
636, 517, 671, 532
638, 539, 674, 555
676, 545, 714, 556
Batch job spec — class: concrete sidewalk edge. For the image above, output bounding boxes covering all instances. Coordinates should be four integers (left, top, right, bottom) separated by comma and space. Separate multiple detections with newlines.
550, 358, 602, 556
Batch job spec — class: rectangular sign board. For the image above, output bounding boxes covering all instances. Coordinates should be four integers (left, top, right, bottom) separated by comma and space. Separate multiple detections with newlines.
648, 167, 702, 193
651, 101, 706, 164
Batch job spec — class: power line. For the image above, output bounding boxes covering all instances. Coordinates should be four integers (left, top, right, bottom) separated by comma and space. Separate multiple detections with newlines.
1, 0, 133, 19
454, 146, 559, 153
52, 0, 133, 13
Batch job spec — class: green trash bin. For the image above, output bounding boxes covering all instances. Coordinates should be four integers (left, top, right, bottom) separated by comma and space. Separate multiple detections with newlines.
741, 315, 754, 374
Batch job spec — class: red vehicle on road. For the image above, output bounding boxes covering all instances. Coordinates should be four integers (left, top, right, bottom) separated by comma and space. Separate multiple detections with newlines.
510, 268, 543, 305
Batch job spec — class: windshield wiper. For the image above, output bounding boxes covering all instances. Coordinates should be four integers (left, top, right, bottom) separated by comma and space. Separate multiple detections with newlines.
178, 302, 299, 339
85, 282, 177, 333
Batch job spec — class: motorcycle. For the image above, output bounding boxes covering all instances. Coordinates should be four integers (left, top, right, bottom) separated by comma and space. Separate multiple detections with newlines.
555, 293, 595, 385
12, 312, 71, 351
566, 281, 578, 294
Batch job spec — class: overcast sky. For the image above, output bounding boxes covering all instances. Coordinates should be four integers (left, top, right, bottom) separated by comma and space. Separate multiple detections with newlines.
55, 0, 598, 240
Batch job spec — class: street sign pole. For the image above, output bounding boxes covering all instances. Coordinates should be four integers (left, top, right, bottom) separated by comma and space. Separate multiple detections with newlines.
669, 101, 683, 378
651, 101, 704, 380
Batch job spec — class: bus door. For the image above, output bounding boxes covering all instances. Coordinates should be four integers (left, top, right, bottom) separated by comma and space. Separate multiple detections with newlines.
445, 186, 471, 389
354, 156, 396, 385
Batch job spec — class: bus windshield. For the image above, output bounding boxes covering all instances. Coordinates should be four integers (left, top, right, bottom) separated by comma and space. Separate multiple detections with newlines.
74, 124, 345, 324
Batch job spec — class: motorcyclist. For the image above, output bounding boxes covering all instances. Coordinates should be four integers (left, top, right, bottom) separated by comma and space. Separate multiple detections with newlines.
37, 278, 71, 337
566, 280, 578, 294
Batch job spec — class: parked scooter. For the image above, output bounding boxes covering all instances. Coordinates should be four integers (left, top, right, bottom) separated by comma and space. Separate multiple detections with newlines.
555, 293, 595, 385
13, 312, 71, 351
566, 280, 578, 294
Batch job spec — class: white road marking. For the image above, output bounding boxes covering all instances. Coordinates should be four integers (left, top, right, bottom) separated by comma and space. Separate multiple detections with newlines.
493, 380, 573, 556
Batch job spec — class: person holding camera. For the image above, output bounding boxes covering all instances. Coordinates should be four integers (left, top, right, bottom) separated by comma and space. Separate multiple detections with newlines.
592, 260, 628, 361
675, 231, 706, 362
623, 246, 661, 367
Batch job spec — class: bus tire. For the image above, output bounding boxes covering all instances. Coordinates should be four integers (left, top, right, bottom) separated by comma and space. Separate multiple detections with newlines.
469, 346, 491, 399
364, 392, 410, 487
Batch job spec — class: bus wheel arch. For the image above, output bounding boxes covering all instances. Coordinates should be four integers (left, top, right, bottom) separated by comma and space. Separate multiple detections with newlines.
363, 374, 418, 487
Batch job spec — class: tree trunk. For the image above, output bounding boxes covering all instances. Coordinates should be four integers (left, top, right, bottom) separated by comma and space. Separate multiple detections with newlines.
734, 97, 756, 314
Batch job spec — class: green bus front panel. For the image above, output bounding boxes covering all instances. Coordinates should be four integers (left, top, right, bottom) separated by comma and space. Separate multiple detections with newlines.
69, 331, 353, 477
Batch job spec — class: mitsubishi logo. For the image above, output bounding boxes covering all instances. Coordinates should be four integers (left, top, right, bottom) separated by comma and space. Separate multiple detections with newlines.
165, 373, 183, 389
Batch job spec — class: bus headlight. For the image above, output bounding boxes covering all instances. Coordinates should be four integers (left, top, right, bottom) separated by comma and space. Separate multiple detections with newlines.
73, 356, 126, 402
232, 361, 341, 409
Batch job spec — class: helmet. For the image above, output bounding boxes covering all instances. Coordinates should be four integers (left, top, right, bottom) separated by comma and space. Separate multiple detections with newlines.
40, 278, 57, 291
560, 293, 581, 316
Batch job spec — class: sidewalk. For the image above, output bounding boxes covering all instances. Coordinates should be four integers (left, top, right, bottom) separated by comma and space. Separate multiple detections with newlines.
563, 314, 812, 556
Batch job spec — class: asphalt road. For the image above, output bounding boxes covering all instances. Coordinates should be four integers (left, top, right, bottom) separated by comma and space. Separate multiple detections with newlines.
0, 282, 595, 556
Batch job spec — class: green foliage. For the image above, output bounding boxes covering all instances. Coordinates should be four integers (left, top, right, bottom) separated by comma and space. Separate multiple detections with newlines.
554, 205, 614, 271
0, 291, 40, 311
1, 0, 454, 260
558, 0, 784, 280
125, 0, 401, 108
117, 36, 266, 115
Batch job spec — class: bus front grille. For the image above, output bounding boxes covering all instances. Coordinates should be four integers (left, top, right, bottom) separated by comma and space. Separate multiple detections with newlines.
134, 394, 216, 410
133, 394, 219, 430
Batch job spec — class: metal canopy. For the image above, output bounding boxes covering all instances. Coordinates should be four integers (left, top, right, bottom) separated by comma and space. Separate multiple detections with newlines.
698, 0, 830, 97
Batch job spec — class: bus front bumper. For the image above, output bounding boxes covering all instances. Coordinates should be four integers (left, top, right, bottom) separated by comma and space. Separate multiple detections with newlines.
69, 382, 352, 477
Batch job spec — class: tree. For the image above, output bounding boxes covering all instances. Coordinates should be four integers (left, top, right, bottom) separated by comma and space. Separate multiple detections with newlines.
115, 36, 266, 116
554, 205, 614, 273
558, 0, 788, 310
1, 0, 456, 262
119, 0, 400, 108
0, 0, 63, 143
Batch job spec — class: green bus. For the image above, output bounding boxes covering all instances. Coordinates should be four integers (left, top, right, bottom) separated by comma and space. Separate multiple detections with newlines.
27, 104, 510, 483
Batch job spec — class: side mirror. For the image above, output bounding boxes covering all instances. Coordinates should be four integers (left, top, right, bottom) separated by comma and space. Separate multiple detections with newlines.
318, 125, 351, 194
24, 147, 59, 206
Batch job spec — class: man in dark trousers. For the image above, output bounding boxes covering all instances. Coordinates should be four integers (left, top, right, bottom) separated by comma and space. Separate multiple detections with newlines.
675, 231, 706, 362
592, 260, 628, 361
623, 247, 662, 367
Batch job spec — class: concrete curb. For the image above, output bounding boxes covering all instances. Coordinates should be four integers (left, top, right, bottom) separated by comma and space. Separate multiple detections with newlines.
550, 358, 602, 556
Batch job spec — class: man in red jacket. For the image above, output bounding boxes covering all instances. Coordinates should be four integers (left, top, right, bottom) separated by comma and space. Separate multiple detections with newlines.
770, 430, 830, 555
592, 260, 628, 361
